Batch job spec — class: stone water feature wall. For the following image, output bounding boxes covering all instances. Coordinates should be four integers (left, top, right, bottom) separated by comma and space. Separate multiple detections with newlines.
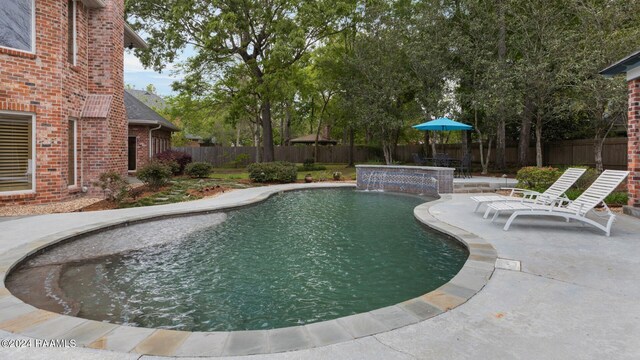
355, 165, 454, 196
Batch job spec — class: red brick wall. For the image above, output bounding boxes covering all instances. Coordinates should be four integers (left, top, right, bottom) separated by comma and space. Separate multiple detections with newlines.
629, 78, 640, 208
128, 126, 173, 171
0, 0, 127, 205
86, 0, 127, 184
128, 125, 150, 171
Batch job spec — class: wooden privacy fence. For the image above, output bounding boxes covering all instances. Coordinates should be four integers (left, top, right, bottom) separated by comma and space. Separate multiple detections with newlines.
174, 137, 628, 169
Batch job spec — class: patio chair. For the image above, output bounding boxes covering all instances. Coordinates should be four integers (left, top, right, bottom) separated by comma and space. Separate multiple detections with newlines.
487, 170, 629, 236
412, 153, 428, 166
455, 153, 472, 179
433, 153, 451, 167
471, 167, 586, 213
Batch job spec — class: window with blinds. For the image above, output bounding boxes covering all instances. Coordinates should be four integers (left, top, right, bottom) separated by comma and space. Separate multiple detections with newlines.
0, 115, 34, 192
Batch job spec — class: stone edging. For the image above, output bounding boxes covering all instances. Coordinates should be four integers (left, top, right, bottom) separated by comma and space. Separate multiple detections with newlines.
0, 185, 496, 357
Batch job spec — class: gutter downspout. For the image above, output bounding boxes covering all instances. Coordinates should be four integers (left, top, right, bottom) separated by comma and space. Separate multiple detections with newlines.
149, 123, 162, 160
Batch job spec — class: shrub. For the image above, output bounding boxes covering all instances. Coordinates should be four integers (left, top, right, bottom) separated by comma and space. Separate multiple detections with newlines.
565, 189, 628, 206
163, 160, 180, 175
299, 158, 327, 171
185, 162, 214, 178
571, 167, 598, 191
94, 171, 129, 203
247, 162, 297, 183
303, 158, 315, 169
155, 150, 192, 174
137, 161, 173, 189
232, 153, 251, 168
516, 166, 562, 192
604, 191, 628, 206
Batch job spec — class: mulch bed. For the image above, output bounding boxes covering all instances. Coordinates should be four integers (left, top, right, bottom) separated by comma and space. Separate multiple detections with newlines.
186, 185, 228, 198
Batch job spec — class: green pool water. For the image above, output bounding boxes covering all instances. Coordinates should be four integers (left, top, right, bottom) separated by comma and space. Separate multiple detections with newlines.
59, 189, 468, 331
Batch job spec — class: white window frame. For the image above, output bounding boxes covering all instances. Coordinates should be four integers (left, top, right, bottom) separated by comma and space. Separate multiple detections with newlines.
68, 118, 77, 188
0, 0, 36, 54
69, 0, 77, 65
0, 111, 36, 196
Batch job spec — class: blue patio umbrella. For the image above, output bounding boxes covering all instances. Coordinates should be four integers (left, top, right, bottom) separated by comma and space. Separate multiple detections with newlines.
412, 117, 473, 131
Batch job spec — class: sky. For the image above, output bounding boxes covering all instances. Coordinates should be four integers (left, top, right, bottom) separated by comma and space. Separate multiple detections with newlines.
124, 48, 191, 96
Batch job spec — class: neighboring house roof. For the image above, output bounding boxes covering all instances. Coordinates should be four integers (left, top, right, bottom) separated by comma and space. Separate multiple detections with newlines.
124, 90, 180, 132
81, 95, 113, 118
600, 49, 640, 76
185, 134, 204, 141
126, 89, 167, 110
290, 134, 338, 145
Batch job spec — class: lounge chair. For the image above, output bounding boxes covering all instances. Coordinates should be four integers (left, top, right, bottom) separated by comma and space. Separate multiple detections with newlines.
486, 170, 629, 236
471, 168, 586, 213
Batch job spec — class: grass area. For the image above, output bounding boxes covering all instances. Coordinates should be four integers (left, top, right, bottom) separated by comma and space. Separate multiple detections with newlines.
209, 163, 357, 181
85, 164, 357, 212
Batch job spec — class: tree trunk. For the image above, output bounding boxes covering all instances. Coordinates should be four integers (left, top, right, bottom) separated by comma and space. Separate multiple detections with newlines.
382, 141, 393, 165
535, 113, 543, 167
279, 114, 284, 146
495, 0, 507, 171
261, 99, 275, 162
423, 131, 430, 157
313, 97, 331, 162
430, 132, 437, 156
348, 127, 355, 167
478, 135, 492, 175
518, 96, 534, 167
466, 130, 472, 159
284, 104, 291, 146
475, 108, 491, 175
253, 121, 261, 163
594, 135, 604, 173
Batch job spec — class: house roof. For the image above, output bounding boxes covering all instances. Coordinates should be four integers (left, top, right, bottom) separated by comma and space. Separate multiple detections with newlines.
124, 90, 180, 132
124, 23, 148, 49
126, 89, 167, 110
185, 134, 204, 141
290, 134, 338, 145
600, 50, 640, 76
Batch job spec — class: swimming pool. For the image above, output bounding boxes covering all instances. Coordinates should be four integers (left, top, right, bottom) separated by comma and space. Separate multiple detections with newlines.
7, 189, 468, 332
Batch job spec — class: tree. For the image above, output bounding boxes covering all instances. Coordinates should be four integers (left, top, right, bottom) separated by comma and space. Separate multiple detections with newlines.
126, 0, 354, 162
510, 0, 573, 167
565, 0, 639, 172
145, 83, 157, 94
339, 1, 420, 164
453, 0, 505, 174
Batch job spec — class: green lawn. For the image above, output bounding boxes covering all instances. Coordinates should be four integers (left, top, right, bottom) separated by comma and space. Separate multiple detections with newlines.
209, 163, 357, 181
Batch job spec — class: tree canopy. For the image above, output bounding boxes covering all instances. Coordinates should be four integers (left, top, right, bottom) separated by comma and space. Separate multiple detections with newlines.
127, 0, 640, 169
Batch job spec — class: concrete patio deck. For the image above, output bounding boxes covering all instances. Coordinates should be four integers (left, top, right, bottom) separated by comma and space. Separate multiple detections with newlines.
0, 189, 638, 359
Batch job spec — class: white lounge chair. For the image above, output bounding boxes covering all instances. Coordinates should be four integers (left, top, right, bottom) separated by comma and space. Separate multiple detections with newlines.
487, 170, 629, 236
471, 168, 586, 213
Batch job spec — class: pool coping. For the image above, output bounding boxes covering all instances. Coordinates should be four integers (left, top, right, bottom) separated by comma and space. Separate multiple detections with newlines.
0, 184, 496, 357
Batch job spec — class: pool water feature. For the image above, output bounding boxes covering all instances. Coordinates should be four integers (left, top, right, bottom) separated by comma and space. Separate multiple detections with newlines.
10, 189, 468, 332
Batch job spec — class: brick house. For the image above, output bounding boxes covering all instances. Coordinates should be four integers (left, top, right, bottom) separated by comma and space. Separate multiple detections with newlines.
601, 50, 640, 217
0, 0, 147, 205
125, 89, 179, 172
